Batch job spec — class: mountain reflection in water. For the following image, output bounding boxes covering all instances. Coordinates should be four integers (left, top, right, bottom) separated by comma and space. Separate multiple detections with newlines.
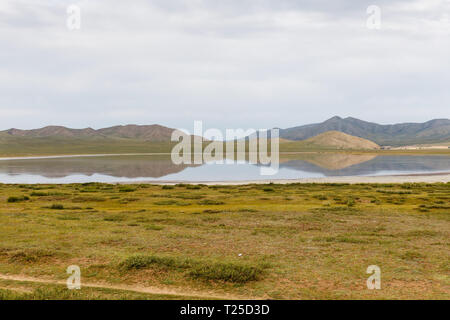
0, 153, 448, 183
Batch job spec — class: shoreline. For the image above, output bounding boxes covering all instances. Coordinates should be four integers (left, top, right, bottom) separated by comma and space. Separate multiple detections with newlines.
0, 153, 175, 161
121, 172, 450, 185
0, 173, 449, 185
1, 149, 450, 161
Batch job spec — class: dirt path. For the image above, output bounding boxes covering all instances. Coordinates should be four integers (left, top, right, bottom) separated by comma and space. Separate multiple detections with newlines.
0, 273, 245, 300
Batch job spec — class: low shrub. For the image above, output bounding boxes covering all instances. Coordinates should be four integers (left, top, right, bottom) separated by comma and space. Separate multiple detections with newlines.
8, 249, 55, 263
186, 185, 201, 190
119, 255, 265, 283
237, 208, 258, 212
103, 215, 125, 222
154, 200, 178, 205
198, 199, 225, 205
72, 196, 106, 202
7, 196, 29, 203
119, 255, 194, 271
145, 225, 164, 231
188, 262, 262, 283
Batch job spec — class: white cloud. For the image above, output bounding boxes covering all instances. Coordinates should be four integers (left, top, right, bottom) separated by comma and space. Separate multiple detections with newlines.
0, 0, 449, 130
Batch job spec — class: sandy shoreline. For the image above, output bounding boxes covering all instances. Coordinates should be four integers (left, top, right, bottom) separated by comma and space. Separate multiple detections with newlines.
121, 172, 450, 185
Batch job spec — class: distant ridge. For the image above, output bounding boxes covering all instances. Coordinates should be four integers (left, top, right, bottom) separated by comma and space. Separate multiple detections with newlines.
1, 117, 449, 148
5, 126, 98, 138
97, 124, 175, 141
1, 124, 177, 142
280, 116, 450, 146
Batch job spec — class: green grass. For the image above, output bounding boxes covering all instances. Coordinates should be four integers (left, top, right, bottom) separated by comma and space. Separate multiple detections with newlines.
188, 262, 263, 283
0, 182, 449, 299
145, 225, 164, 231
0, 136, 178, 157
120, 255, 265, 283
1, 134, 449, 158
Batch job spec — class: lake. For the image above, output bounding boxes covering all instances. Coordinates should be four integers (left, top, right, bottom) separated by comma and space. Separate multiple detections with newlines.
0, 153, 449, 183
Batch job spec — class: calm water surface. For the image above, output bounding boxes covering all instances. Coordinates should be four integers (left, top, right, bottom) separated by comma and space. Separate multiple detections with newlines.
0, 154, 449, 183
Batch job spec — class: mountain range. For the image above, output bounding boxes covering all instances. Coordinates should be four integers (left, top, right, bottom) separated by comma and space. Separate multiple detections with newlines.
280, 116, 450, 146
0, 117, 449, 156
0, 124, 182, 156
2, 124, 175, 141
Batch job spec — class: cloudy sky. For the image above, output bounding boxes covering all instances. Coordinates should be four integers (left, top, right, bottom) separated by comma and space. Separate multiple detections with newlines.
0, 0, 449, 131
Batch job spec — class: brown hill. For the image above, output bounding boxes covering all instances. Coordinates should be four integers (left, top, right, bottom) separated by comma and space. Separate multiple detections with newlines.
4, 126, 98, 138
300, 131, 380, 150
1, 124, 179, 142
97, 124, 175, 141
280, 116, 450, 146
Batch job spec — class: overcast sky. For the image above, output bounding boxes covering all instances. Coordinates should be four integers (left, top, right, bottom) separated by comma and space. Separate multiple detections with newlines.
0, 0, 449, 131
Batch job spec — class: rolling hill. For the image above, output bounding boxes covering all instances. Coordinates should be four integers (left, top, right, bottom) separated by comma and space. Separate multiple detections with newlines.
96, 124, 175, 141
280, 116, 450, 146
280, 131, 380, 151
0, 124, 185, 156
298, 131, 380, 150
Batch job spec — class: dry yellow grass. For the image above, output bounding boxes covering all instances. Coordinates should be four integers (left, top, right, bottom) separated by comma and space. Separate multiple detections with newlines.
0, 182, 448, 299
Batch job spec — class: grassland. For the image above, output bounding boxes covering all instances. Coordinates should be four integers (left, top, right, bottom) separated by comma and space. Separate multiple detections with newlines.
0, 182, 448, 300
1, 135, 449, 158
0, 136, 178, 157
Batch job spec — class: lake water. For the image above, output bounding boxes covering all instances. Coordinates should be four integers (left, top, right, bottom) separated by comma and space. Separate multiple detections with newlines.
0, 154, 449, 183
